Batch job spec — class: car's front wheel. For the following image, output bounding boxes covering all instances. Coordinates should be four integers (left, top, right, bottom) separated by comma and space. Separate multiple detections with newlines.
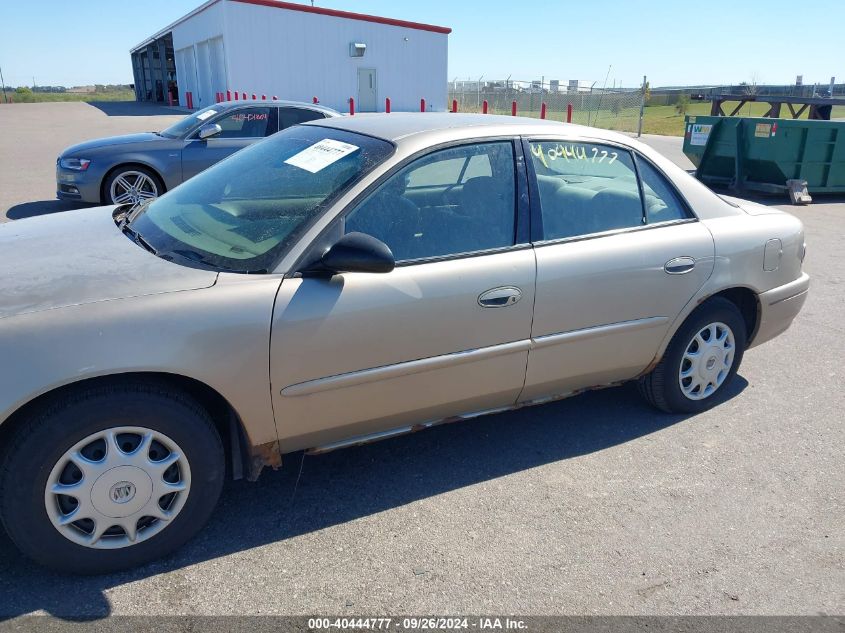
0, 382, 224, 574
103, 166, 163, 207
638, 297, 747, 413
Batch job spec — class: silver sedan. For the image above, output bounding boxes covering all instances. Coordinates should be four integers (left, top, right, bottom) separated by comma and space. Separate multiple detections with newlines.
55, 100, 339, 205
1, 114, 809, 573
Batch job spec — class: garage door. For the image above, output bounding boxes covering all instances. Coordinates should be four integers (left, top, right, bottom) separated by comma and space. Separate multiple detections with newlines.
175, 46, 198, 108
193, 37, 228, 108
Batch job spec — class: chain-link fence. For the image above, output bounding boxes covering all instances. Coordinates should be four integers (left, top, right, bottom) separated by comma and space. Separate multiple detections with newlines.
447, 78, 647, 135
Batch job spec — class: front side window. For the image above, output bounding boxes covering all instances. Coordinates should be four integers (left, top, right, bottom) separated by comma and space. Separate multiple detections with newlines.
129, 126, 394, 272
213, 107, 273, 138
528, 141, 644, 240
345, 142, 516, 262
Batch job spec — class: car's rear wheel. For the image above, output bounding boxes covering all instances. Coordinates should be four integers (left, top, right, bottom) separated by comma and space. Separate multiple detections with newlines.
103, 166, 163, 206
638, 297, 746, 413
0, 382, 224, 574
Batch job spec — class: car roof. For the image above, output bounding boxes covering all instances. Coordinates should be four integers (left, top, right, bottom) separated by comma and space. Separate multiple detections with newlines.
213, 100, 340, 116
304, 112, 632, 145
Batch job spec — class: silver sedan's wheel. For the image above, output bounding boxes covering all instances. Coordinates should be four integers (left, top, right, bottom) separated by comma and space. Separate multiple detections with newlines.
109, 170, 159, 206
44, 426, 191, 550
678, 321, 735, 401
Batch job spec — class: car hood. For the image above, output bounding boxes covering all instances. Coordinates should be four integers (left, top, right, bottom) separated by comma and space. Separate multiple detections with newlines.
61, 133, 163, 156
0, 206, 218, 320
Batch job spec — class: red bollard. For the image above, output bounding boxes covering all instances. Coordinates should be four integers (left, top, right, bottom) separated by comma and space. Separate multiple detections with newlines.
234, 91, 239, 101
272, 96, 278, 100
420, 98, 426, 112
451, 99, 458, 113
540, 102, 547, 119
385, 97, 391, 113
168, 92, 174, 107
511, 101, 517, 116
261, 94, 266, 100
241, 92, 246, 101
567, 103, 573, 123
226, 90, 232, 101
349, 97, 355, 116
186, 92, 193, 109
313, 96, 319, 104
482, 100, 488, 114
251, 93, 256, 100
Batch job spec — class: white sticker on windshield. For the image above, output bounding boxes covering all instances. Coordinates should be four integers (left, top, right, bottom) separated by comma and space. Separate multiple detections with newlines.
196, 110, 217, 121
284, 139, 359, 173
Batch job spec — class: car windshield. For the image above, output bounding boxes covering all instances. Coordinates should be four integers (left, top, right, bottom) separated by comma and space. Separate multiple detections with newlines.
159, 105, 222, 138
129, 125, 394, 273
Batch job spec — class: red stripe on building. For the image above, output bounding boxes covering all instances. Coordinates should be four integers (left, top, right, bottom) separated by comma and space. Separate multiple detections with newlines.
230, 0, 452, 34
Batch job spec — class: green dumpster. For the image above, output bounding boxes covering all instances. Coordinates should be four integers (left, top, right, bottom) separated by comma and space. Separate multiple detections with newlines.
682, 115, 845, 202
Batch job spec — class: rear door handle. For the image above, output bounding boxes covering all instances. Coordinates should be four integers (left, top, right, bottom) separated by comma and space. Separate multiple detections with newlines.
664, 256, 696, 275
478, 286, 522, 308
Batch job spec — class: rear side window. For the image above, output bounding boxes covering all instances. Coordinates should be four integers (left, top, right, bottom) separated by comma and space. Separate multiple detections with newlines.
214, 107, 272, 138
528, 141, 644, 240
635, 157, 691, 223
279, 107, 325, 131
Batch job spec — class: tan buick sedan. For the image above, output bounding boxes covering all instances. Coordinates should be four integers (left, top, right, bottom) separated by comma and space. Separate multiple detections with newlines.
0, 114, 809, 573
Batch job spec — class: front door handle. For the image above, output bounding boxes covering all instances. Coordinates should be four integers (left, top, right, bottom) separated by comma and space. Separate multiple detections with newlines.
478, 286, 522, 308
664, 256, 696, 275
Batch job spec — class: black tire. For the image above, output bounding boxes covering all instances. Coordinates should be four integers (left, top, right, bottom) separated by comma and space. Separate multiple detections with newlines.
102, 165, 164, 206
0, 382, 224, 574
638, 297, 747, 414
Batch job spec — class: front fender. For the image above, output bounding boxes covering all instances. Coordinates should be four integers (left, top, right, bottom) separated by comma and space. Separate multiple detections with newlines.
0, 276, 283, 451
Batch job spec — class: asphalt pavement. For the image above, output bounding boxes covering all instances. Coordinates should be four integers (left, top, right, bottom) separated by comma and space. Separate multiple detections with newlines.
0, 102, 842, 618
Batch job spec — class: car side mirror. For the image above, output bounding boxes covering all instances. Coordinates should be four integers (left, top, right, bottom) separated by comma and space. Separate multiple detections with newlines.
312, 232, 395, 275
198, 123, 222, 140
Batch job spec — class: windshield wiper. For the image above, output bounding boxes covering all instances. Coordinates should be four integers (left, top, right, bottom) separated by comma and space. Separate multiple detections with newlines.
161, 249, 266, 274
121, 222, 158, 256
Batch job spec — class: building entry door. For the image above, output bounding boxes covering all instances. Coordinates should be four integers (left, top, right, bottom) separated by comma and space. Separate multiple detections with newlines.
357, 68, 377, 112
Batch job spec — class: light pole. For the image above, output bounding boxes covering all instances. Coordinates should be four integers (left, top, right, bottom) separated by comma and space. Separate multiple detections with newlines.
477, 75, 483, 110
0, 65, 7, 104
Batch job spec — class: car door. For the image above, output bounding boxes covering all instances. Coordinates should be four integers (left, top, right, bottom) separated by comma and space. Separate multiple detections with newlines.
520, 137, 715, 402
269, 139, 536, 452
180, 105, 276, 180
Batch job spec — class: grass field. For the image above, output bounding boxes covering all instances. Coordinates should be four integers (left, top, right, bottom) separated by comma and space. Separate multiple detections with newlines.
1, 89, 135, 104
487, 101, 845, 136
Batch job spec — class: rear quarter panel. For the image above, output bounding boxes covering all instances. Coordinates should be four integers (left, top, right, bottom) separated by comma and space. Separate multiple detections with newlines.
652, 210, 805, 359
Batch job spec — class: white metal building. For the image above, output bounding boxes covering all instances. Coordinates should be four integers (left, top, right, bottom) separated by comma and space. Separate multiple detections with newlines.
129, 0, 450, 113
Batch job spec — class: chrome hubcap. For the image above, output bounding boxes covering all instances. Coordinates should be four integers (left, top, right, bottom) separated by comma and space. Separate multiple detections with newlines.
110, 171, 158, 206
44, 427, 191, 549
678, 321, 735, 401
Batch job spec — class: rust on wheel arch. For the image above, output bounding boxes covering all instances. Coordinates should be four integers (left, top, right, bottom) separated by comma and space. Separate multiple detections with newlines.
247, 439, 283, 482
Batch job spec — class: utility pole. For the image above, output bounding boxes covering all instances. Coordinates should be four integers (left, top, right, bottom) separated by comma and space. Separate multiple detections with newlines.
638, 75, 647, 138
0, 65, 7, 103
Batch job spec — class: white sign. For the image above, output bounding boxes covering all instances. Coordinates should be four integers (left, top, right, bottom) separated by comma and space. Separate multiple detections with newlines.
690, 124, 713, 146
284, 139, 359, 173
196, 110, 217, 121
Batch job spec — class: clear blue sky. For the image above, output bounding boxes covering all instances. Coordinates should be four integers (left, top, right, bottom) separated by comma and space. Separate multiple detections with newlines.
0, 0, 841, 88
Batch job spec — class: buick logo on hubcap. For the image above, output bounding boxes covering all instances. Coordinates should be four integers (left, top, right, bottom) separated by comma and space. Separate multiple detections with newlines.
110, 481, 136, 504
